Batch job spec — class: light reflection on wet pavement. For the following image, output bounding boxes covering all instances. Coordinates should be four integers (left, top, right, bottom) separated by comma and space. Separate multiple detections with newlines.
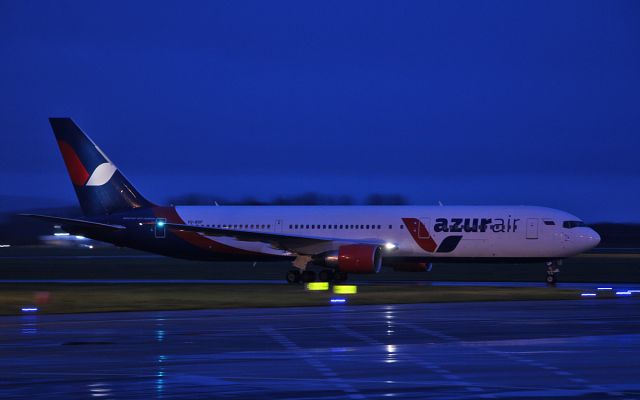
1, 299, 639, 399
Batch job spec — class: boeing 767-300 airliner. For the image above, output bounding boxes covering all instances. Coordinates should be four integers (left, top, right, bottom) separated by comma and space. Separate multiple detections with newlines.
22, 118, 601, 283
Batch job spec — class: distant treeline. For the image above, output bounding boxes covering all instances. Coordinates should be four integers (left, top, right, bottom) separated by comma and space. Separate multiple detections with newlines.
590, 223, 640, 248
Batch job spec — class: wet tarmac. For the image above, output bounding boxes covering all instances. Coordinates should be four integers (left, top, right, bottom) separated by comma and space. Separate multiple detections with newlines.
1, 299, 639, 399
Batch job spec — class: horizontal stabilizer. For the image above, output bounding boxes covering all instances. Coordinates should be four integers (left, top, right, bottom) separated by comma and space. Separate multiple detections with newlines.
19, 214, 126, 232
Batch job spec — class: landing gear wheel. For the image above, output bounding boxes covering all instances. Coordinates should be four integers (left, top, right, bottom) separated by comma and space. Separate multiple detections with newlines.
301, 270, 317, 283
286, 269, 301, 284
333, 271, 348, 283
318, 269, 334, 282
545, 260, 560, 286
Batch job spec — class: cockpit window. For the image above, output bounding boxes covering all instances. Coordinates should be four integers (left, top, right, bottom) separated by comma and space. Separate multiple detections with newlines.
563, 220, 586, 229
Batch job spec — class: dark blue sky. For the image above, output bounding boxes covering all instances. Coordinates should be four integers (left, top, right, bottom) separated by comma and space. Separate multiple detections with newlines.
1, 1, 639, 222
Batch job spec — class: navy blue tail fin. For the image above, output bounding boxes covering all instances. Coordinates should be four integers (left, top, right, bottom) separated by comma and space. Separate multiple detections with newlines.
49, 118, 154, 216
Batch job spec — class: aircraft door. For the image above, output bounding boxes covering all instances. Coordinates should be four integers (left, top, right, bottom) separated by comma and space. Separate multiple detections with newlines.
418, 217, 431, 239
526, 218, 538, 239
274, 219, 283, 233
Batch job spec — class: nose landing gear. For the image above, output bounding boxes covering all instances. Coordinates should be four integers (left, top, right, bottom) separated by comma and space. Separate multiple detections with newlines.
545, 260, 562, 286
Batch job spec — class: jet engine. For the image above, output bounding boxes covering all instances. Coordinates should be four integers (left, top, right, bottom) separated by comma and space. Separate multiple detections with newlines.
315, 244, 382, 274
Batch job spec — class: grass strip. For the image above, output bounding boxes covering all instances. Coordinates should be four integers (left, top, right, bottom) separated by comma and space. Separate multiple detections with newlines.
0, 283, 604, 315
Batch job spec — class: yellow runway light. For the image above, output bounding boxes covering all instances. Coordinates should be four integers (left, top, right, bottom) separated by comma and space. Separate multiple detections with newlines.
306, 282, 329, 291
333, 285, 358, 294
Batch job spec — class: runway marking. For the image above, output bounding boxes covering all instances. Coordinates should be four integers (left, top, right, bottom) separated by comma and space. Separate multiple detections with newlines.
332, 324, 490, 396
400, 322, 628, 398
260, 326, 365, 399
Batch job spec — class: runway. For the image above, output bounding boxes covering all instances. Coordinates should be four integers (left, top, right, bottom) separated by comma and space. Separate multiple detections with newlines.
1, 299, 639, 399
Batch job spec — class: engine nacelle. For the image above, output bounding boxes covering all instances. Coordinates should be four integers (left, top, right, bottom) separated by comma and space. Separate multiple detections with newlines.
388, 262, 432, 272
315, 244, 382, 274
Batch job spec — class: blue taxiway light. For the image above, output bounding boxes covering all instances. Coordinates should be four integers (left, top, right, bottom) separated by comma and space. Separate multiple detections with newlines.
597, 287, 613, 290
615, 291, 632, 296
581, 293, 597, 297
156, 221, 165, 227
330, 298, 346, 304
21, 307, 38, 312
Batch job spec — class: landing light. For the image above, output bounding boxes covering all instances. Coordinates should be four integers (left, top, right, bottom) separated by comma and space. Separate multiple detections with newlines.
384, 242, 397, 251
156, 221, 165, 228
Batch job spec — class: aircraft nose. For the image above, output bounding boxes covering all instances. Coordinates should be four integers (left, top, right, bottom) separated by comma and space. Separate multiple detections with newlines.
590, 229, 601, 247
581, 228, 601, 250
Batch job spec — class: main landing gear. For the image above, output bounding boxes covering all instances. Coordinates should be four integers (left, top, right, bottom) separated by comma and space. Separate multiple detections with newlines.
285, 269, 300, 284
285, 270, 316, 284
285, 268, 348, 284
545, 260, 561, 286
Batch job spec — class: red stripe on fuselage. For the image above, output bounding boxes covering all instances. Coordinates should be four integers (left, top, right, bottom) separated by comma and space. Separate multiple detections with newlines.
152, 207, 264, 256
57, 140, 90, 186
402, 217, 438, 253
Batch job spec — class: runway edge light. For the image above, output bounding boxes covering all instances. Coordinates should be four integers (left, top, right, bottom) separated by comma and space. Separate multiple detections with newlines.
306, 282, 329, 291
333, 285, 358, 294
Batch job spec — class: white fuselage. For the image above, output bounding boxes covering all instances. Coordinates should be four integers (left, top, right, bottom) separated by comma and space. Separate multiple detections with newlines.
172, 205, 600, 260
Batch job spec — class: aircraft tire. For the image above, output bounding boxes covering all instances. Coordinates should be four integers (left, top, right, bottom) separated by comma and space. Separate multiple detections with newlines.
333, 271, 348, 283
301, 270, 316, 283
318, 269, 334, 282
286, 270, 301, 284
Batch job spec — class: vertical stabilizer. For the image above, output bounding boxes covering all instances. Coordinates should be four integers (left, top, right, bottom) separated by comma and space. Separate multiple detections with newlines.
49, 118, 154, 216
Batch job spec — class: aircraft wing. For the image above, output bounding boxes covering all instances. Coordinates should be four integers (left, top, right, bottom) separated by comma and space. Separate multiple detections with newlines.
20, 214, 126, 232
162, 222, 386, 254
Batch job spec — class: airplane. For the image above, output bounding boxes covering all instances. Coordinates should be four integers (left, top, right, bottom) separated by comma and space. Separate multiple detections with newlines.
23, 118, 601, 284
